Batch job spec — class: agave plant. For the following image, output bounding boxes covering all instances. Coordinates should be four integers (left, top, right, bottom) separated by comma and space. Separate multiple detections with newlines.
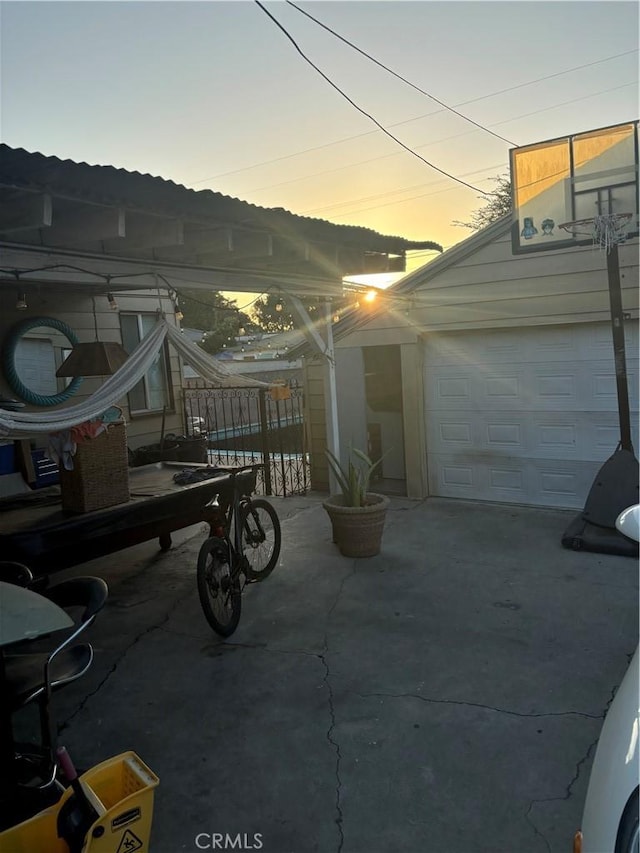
325, 446, 387, 507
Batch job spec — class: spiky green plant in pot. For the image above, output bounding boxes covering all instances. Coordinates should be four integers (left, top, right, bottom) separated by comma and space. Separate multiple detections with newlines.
323, 446, 390, 556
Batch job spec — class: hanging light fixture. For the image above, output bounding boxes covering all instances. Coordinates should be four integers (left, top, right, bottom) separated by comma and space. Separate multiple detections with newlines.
107, 292, 118, 311
56, 341, 130, 377
15, 293, 27, 311
56, 296, 130, 378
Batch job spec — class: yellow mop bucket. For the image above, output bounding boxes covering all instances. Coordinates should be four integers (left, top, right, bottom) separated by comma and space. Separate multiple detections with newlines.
0, 752, 159, 853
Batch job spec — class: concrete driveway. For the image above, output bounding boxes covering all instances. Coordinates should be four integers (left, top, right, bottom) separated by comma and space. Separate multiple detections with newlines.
46, 495, 638, 853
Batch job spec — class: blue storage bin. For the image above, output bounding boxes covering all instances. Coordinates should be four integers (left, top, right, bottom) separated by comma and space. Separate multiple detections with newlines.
0, 443, 16, 474
31, 449, 60, 488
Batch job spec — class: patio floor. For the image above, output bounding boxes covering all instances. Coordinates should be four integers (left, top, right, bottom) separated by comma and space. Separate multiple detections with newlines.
33, 495, 639, 853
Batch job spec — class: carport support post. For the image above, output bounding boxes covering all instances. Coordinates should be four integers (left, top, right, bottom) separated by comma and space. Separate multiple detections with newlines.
321, 298, 341, 495
288, 294, 341, 495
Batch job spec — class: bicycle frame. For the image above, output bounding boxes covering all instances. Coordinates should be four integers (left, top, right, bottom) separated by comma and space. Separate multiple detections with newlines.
197, 464, 281, 636
208, 466, 266, 583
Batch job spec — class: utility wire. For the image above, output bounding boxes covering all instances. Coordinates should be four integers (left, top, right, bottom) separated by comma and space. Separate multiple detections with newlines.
173, 287, 264, 314
297, 81, 636, 220
253, 0, 487, 195
244, 80, 636, 197
285, 0, 516, 146
192, 48, 637, 184
301, 162, 506, 217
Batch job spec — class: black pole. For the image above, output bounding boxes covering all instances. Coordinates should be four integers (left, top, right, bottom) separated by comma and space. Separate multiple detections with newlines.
258, 389, 272, 496
606, 244, 633, 452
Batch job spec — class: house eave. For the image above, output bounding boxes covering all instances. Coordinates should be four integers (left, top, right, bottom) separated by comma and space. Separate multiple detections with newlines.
0, 145, 441, 288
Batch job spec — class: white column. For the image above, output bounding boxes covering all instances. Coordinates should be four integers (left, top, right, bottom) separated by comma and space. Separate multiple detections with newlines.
321, 299, 341, 495
288, 294, 341, 494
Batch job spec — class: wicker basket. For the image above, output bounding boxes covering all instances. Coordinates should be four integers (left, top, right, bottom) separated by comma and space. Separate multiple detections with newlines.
60, 421, 130, 513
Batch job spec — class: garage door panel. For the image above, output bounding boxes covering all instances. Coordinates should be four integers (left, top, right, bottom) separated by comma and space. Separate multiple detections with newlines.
426, 323, 638, 365
426, 359, 638, 412
428, 411, 629, 462
428, 362, 638, 412
428, 452, 602, 508
534, 460, 601, 508
424, 322, 639, 508
586, 411, 640, 456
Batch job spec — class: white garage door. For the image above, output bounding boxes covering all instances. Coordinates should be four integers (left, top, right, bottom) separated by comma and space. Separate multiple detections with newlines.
424, 322, 639, 509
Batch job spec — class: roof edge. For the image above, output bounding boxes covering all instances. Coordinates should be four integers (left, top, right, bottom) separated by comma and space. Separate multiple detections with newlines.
393, 215, 512, 295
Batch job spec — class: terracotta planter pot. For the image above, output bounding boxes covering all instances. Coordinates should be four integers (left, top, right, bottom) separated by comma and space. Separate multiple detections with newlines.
322, 493, 390, 557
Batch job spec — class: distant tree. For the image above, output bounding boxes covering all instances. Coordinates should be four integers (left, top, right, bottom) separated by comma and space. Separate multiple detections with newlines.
252, 294, 297, 333
453, 174, 512, 231
178, 290, 258, 354
251, 293, 356, 333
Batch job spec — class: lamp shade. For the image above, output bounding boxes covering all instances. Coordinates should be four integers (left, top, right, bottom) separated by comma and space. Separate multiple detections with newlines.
56, 341, 130, 377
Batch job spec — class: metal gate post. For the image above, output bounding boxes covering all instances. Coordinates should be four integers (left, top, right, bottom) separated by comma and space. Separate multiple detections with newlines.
258, 388, 273, 496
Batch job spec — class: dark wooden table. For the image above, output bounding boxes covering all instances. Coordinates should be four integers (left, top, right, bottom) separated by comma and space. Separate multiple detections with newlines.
0, 462, 234, 576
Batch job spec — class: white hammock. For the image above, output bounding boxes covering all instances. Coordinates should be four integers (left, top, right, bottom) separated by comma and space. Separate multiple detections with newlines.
0, 320, 273, 438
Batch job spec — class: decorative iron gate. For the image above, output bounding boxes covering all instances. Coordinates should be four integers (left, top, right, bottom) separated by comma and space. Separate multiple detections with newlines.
183, 380, 309, 497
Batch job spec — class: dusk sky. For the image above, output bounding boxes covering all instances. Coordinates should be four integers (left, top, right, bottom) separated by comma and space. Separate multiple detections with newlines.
1, 1, 638, 290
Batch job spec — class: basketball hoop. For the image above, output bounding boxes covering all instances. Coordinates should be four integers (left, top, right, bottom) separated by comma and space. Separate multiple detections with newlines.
559, 212, 633, 253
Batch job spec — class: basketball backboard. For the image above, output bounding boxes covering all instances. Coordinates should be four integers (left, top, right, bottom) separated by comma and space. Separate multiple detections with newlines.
510, 120, 639, 254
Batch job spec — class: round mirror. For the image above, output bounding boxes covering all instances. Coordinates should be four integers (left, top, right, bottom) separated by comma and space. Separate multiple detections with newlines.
2, 317, 84, 406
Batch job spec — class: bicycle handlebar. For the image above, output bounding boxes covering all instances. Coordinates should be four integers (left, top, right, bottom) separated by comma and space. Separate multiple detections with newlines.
226, 463, 265, 479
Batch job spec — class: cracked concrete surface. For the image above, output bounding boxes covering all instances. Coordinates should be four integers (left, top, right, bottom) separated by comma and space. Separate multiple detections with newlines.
38, 496, 637, 853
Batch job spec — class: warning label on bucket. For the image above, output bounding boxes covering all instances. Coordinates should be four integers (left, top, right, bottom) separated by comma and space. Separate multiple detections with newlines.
116, 829, 143, 852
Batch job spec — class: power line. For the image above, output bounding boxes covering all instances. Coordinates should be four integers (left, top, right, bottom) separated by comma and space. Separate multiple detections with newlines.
296, 82, 637, 221
173, 288, 266, 314
300, 162, 506, 217
252, 1, 488, 195
285, 0, 516, 146
191, 48, 637, 185
244, 81, 636, 198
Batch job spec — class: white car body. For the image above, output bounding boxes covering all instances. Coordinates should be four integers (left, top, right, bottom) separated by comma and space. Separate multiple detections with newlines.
576, 504, 640, 853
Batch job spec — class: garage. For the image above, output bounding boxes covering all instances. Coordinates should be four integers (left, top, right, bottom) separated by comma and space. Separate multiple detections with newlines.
424, 321, 639, 508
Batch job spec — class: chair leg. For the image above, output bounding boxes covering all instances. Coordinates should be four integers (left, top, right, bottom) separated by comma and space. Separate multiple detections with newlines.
39, 696, 57, 783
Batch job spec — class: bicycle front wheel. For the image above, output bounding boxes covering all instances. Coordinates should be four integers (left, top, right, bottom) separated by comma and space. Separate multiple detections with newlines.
240, 498, 281, 582
197, 536, 242, 637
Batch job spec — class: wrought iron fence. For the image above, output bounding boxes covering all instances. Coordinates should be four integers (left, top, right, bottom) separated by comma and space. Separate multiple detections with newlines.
183, 379, 309, 497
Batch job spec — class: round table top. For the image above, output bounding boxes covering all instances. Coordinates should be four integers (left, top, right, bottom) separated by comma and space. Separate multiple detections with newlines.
0, 581, 73, 647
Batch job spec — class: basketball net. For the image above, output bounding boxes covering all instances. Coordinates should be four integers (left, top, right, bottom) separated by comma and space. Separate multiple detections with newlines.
560, 213, 633, 254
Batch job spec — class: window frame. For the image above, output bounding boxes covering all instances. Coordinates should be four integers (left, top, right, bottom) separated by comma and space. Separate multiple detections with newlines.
119, 312, 175, 417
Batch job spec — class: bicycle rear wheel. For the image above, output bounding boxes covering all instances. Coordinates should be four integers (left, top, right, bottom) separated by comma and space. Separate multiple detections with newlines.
241, 498, 281, 582
197, 536, 242, 637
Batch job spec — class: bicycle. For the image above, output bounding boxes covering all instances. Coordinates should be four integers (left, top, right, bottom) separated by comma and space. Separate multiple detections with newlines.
196, 464, 281, 637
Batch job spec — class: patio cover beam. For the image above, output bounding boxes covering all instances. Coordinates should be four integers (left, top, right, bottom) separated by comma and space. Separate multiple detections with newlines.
0, 244, 347, 299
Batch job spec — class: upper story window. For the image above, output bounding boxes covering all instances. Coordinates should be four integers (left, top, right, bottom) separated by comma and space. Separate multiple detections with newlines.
120, 313, 172, 414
